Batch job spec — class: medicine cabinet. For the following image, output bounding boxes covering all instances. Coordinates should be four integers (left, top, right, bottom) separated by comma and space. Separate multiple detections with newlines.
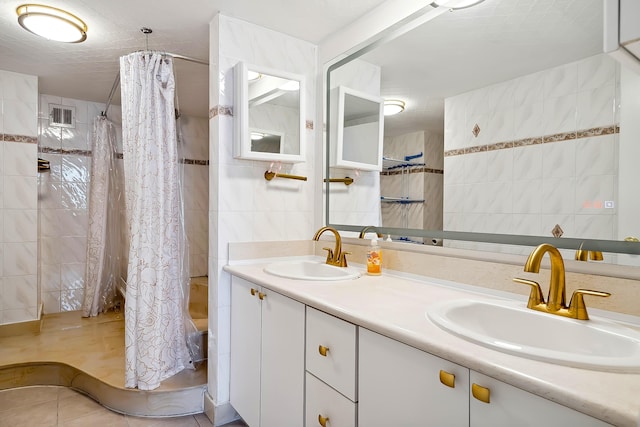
234, 61, 306, 162
330, 86, 384, 171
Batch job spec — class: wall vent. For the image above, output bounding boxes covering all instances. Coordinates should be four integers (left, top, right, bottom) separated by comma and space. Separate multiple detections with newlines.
49, 104, 75, 128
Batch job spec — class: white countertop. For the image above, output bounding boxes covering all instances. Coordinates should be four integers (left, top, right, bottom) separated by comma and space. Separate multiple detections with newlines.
224, 258, 640, 426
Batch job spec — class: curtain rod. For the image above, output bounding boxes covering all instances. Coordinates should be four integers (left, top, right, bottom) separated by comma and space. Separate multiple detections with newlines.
102, 51, 208, 117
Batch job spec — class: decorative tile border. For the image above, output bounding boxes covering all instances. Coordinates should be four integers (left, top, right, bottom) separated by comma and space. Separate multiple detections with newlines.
209, 105, 233, 119
40, 147, 209, 166
444, 125, 618, 157
3, 134, 37, 144
382, 166, 444, 176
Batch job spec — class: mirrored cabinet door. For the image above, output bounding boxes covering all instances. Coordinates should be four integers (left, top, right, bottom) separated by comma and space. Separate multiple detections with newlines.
330, 85, 384, 171
234, 61, 306, 163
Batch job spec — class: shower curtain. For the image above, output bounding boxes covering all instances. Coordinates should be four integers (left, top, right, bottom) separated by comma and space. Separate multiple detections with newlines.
82, 116, 121, 317
120, 51, 192, 390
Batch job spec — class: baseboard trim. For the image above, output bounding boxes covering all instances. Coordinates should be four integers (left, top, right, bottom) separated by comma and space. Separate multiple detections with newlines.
212, 402, 240, 426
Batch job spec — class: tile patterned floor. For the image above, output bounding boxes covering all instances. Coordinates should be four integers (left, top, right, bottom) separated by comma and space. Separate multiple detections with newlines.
0, 386, 213, 426
0, 386, 248, 427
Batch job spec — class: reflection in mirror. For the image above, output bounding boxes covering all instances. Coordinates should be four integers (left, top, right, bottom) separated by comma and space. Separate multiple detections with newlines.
331, 86, 384, 171
234, 62, 305, 162
326, 0, 640, 265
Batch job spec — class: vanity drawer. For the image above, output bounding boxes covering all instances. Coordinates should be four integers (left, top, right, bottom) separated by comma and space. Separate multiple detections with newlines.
305, 372, 356, 427
306, 307, 357, 401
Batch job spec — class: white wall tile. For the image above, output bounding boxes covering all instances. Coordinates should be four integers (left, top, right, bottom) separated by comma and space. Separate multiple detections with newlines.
4, 142, 37, 176
3, 242, 37, 276
3, 99, 37, 136
575, 135, 617, 177
4, 175, 37, 209
4, 209, 37, 242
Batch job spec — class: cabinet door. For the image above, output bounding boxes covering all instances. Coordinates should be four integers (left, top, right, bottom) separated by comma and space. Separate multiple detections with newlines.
470, 371, 612, 427
260, 289, 305, 427
230, 277, 262, 427
359, 328, 469, 427
306, 372, 357, 427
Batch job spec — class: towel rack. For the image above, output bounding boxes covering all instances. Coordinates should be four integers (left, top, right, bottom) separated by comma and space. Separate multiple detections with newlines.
264, 171, 307, 182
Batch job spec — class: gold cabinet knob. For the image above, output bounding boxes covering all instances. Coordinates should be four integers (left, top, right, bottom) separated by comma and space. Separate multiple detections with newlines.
472, 383, 490, 403
250, 288, 257, 296
318, 345, 329, 357
318, 414, 329, 426
439, 370, 455, 388
258, 292, 266, 300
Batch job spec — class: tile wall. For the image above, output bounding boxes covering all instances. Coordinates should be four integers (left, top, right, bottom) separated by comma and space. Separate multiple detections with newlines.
38, 95, 209, 314
382, 130, 444, 243
443, 54, 620, 257
208, 14, 317, 420
0, 70, 39, 325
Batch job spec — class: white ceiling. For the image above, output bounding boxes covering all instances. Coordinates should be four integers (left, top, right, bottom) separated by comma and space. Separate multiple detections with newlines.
0, 0, 389, 118
0, 0, 605, 129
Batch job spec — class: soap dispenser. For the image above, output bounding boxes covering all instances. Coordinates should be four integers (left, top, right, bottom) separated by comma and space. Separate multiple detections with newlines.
367, 237, 382, 275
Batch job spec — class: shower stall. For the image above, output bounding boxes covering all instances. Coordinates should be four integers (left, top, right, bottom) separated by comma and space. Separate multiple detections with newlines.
83, 50, 209, 390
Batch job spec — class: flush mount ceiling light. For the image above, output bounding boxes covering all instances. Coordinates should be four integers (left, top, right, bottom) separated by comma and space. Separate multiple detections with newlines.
384, 99, 405, 116
430, 0, 485, 10
16, 4, 87, 43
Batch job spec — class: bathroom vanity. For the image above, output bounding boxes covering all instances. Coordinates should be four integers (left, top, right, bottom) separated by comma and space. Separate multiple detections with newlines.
225, 258, 640, 426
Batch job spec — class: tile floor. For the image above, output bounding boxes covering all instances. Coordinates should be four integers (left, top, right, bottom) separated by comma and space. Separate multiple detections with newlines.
0, 386, 248, 427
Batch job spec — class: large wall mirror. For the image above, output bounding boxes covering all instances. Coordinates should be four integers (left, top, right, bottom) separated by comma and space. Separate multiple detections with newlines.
235, 61, 305, 162
325, 0, 640, 265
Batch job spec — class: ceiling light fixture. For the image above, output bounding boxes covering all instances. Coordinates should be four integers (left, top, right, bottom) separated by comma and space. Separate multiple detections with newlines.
248, 71, 262, 81
430, 0, 485, 10
16, 4, 87, 43
384, 100, 405, 116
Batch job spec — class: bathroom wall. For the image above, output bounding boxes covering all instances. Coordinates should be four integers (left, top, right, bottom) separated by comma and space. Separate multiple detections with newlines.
208, 13, 316, 422
382, 130, 443, 242
443, 54, 620, 258
38, 95, 209, 314
0, 70, 39, 325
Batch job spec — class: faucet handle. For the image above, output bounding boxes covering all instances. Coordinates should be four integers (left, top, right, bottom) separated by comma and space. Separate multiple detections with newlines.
338, 251, 351, 267
568, 289, 611, 320
513, 277, 545, 308
322, 247, 334, 263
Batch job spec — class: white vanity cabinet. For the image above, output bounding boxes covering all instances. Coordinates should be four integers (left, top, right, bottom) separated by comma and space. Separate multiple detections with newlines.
359, 327, 469, 427
469, 371, 612, 427
359, 328, 612, 427
229, 276, 305, 427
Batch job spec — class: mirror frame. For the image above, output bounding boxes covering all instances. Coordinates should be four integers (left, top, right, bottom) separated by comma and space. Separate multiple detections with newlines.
324, 5, 640, 258
234, 61, 306, 163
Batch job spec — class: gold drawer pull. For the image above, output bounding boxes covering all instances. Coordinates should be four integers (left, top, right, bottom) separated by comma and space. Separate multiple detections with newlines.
439, 370, 455, 388
258, 292, 266, 300
472, 383, 490, 403
318, 414, 329, 426
250, 288, 257, 296
318, 345, 329, 357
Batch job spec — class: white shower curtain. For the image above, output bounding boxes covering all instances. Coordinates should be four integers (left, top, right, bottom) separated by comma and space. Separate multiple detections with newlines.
120, 52, 192, 390
82, 116, 120, 317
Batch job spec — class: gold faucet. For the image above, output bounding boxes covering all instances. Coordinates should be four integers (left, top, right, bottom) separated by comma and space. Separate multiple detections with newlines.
313, 226, 350, 267
358, 225, 383, 239
575, 243, 603, 262
513, 243, 611, 320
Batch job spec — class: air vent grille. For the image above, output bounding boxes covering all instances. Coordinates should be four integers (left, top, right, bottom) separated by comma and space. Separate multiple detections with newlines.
49, 104, 75, 128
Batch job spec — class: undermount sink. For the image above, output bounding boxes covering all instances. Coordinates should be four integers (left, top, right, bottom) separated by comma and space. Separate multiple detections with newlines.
264, 260, 360, 281
427, 299, 640, 372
